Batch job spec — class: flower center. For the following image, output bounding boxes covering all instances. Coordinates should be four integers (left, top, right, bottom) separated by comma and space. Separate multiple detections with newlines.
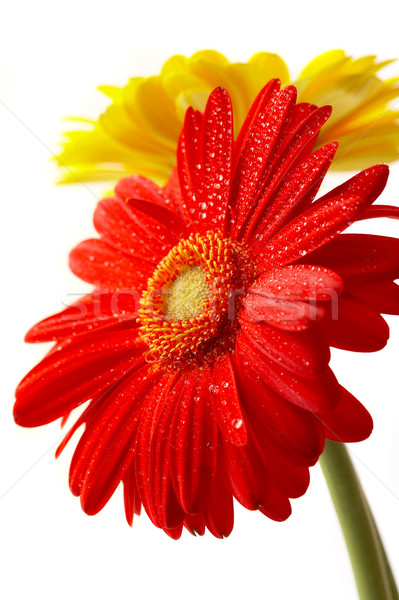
163, 266, 209, 321
138, 231, 255, 370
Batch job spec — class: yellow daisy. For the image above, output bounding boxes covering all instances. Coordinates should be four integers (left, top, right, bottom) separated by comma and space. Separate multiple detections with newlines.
57, 49, 399, 185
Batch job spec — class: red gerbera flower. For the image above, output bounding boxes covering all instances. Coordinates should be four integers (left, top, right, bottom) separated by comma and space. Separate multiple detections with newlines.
14, 81, 399, 539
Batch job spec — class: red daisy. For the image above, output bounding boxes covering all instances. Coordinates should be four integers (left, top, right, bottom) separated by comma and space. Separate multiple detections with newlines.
14, 81, 399, 539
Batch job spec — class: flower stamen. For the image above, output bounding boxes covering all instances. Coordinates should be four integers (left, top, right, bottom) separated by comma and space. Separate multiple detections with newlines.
138, 231, 255, 369
164, 266, 210, 321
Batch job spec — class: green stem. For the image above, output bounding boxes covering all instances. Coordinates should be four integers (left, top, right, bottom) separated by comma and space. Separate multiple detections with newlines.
319, 440, 398, 600
361, 487, 399, 600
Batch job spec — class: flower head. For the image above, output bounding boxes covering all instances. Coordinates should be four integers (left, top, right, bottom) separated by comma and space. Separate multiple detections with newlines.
57, 49, 399, 185
16, 81, 399, 538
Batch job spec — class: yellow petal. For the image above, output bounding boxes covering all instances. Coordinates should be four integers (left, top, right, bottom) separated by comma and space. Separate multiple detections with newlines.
298, 49, 347, 79
57, 49, 399, 186
249, 52, 290, 85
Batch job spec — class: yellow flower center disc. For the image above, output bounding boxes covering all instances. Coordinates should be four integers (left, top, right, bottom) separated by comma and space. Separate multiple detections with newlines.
138, 231, 255, 369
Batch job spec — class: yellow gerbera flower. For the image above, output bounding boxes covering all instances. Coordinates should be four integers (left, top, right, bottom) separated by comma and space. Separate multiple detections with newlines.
57, 49, 399, 185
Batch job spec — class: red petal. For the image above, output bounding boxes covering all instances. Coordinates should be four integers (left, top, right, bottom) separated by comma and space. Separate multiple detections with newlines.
267, 450, 311, 500
234, 356, 325, 464
259, 491, 292, 522
232, 79, 280, 171
19, 324, 140, 389
238, 385, 314, 506
242, 263, 342, 329
266, 105, 332, 182
242, 294, 324, 331
351, 281, 399, 315
232, 86, 297, 232
69, 238, 153, 291
14, 328, 145, 426
319, 386, 373, 442
210, 354, 247, 446
163, 525, 183, 540
221, 431, 270, 510
25, 291, 138, 342
203, 467, 234, 538
236, 333, 340, 412
115, 174, 170, 208
360, 205, 399, 221
94, 197, 155, 262
183, 513, 206, 537
302, 234, 399, 288
135, 375, 185, 529
162, 166, 185, 216
169, 367, 218, 514
250, 265, 343, 301
56, 400, 100, 459
322, 294, 390, 352
177, 108, 205, 231
244, 142, 338, 245
238, 105, 333, 239
257, 193, 367, 271
177, 89, 234, 234
94, 197, 179, 263
69, 366, 159, 515
202, 87, 233, 233
314, 164, 389, 208
127, 197, 187, 238
123, 461, 141, 527
239, 319, 330, 376
282, 102, 318, 134
240, 381, 314, 501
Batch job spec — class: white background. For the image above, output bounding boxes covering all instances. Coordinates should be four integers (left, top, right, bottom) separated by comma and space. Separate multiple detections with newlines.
1, 1, 399, 598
